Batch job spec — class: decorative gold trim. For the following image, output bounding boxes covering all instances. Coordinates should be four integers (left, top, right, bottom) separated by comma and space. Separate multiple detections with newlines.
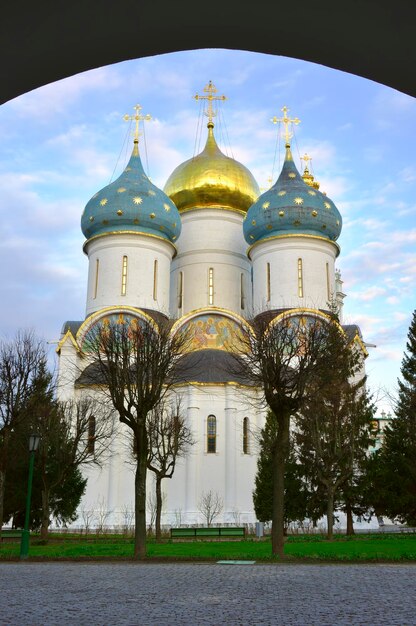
352, 333, 369, 358
179, 205, 247, 217
247, 234, 340, 259
171, 380, 258, 389
267, 308, 344, 334
56, 330, 80, 355
83, 230, 177, 258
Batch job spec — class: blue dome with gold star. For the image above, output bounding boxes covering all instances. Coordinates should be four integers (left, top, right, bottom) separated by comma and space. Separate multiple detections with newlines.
81, 140, 181, 244
243, 145, 342, 245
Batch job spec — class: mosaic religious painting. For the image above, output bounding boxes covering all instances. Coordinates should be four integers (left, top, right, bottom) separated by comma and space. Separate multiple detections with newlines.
78, 312, 150, 353
182, 314, 247, 353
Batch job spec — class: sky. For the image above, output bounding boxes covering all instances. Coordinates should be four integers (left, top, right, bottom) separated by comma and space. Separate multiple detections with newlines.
0, 48, 415, 414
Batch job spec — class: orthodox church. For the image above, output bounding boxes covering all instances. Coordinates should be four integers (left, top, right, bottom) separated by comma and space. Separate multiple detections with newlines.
57, 82, 367, 528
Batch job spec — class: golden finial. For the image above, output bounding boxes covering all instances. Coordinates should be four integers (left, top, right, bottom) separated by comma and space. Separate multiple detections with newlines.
271, 106, 301, 147
123, 104, 152, 144
194, 81, 227, 125
300, 153, 320, 189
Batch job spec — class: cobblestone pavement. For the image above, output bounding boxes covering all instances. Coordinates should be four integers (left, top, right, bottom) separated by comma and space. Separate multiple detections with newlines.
0, 562, 415, 625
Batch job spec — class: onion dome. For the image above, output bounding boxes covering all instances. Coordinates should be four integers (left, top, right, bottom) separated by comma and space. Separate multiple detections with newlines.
163, 122, 260, 214
81, 140, 181, 243
244, 144, 342, 245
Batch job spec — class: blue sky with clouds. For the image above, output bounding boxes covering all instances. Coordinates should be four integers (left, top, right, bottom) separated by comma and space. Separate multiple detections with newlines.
0, 48, 415, 412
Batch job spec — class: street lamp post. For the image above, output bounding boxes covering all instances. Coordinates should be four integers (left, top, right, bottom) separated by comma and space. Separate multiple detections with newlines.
20, 433, 41, 560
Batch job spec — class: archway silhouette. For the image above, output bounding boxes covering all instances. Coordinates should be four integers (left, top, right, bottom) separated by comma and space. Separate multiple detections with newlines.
1, 0, 414, 105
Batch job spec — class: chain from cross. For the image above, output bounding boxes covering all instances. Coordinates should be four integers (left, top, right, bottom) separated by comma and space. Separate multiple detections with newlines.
123, 104, 152, 142
194, 81, 227, 124
271, 105, 301, 145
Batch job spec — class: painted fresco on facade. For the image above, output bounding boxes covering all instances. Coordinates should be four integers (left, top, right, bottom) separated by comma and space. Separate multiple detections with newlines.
79, 312, 149, 353
182, 314, 247, 352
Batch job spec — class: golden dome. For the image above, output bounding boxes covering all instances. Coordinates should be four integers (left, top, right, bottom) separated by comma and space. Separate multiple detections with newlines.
163, 123, 260, 214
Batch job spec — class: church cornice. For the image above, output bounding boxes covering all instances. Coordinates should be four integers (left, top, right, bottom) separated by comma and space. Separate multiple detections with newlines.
246, 233, 340, 259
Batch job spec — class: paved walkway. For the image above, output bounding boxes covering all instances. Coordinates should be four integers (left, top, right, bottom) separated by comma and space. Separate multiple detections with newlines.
0, 562, 415, 625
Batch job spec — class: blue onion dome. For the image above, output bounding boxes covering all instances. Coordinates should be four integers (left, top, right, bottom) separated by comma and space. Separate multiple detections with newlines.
163, 122, 260, 214
243, 144, 342, 245
81, 139, 181, 243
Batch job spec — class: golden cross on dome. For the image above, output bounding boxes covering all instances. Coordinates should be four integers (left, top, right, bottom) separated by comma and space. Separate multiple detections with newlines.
271, 106, 301, 146
194, 81, 227, 124
123, 104, 152, 142
300, 153, 312, 171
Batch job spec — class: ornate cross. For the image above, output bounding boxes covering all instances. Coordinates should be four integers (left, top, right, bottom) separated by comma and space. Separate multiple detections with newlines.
271, 106, 301, 145
123, 104, 152, 142
194, 81, 227, 124
300, 152, 312, 171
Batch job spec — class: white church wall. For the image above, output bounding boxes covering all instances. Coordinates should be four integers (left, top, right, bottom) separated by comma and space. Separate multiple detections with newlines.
170, 209, 251, 316
84, 233, 175, 317
250, 236, 339, 313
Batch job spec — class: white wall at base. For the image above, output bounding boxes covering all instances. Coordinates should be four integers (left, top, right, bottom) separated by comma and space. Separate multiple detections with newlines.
84, 233, 175, 317
71, 383, 263, 528
250, 236, 338, 313
170, 209, 251, 316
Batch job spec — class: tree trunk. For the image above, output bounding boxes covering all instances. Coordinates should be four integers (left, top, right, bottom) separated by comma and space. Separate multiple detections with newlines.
327, 488, 334, 541
345, 501, 355, 535
40, 488, 50, 541
271, 413, 290, 559
134, 423, 148, 559
155, 475, 162, 542
0, 469, 5, 541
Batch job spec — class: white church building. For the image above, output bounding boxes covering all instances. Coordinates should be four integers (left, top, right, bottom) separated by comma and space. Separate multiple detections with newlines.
56, 84, 368, 528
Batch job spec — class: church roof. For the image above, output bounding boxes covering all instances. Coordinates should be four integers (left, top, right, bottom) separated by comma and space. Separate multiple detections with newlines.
164, 122, 260, 215
173, 349, 253, 386
81, 140, 181, 244
244, 144, 342, 245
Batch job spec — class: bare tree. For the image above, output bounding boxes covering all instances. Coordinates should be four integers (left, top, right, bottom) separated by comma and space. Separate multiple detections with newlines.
198, 490, 223, 526
80, 506, 95, 534
232, 311, 335, 558
33, 392, 114, 540
82, 315, 191, 558
146, 397, 195, 541
0, 330, 45, 536
94, 496, 112, 534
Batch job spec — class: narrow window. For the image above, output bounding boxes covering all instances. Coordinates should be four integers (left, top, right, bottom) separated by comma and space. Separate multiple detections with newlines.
178, 271, 183, 310
326, 262, 330, 300
240, 273, 245, 310
153, 259, 158, 301
298, 258, 304, 298
94, 259, 99, 299
266, 263, 271, 302
243, 417, 249, 454
208, 268, 214, 305
121, 255, 128, 296
207, 414, 216, 453
87, 416, 96, 454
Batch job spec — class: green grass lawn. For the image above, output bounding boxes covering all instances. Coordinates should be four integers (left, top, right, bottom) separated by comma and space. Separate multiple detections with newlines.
1, 533, 416, 562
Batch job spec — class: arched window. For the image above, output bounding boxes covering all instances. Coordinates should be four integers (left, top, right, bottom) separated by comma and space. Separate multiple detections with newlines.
266, 263, 271, 302
87, 415, 96, 454
207, 414, 216, 453
208, 268, 214, 305
243, 417, 249, 454
326, 262, 331, 300
240, 273, 245, 310
178, 271, 183, 310
93, 258, 99, 299
153, 259, 158, 301
121, 255, 128, 296
298, 258, 304, 298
